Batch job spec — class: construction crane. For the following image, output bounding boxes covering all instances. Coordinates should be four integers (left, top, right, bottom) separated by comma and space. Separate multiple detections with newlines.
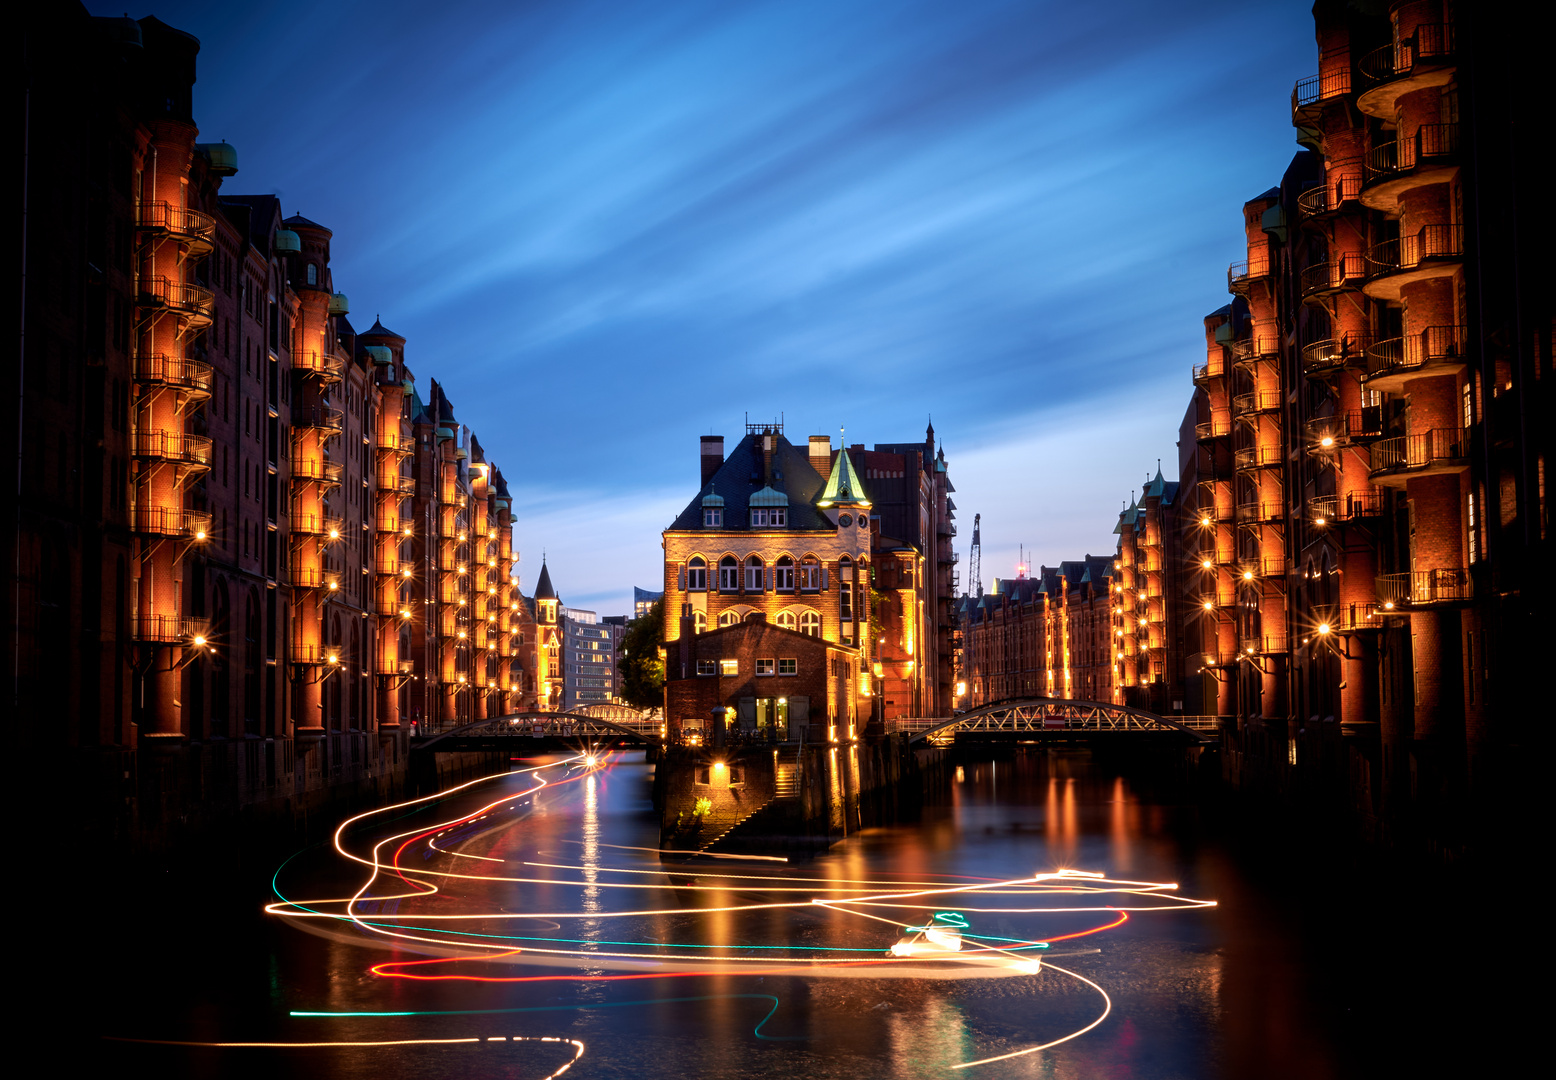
968, 513, 982, 599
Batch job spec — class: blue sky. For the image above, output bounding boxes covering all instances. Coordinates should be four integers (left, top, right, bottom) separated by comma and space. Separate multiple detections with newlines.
101, 0, 1317, 615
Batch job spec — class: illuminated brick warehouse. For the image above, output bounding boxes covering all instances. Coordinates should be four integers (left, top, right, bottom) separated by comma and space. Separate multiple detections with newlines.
11, 8, 531, 846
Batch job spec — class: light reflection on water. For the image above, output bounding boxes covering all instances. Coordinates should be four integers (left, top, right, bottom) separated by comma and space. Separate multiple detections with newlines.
93, 748, 1474, 1079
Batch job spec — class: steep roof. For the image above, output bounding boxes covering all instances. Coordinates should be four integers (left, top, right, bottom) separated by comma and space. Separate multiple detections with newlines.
533, 561, 557, 601
817, 447, 870, 507
667, 433, 834, 532
361, 318, 406, 343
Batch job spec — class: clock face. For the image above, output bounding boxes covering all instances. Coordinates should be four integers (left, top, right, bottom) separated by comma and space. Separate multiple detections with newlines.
839, 513, 852, 528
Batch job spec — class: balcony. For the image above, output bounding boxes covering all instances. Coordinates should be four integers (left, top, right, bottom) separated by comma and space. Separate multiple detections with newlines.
1331, 601, 1383, 632
378, 472, 417, 495
1300, 334, 1370, 377
1229, 335, 1278, 365
130, 506, 212, 540
375, 513, 402, 534
1300, 253, 1366, 300
1309, 491, 1385, 526
375, 658, 415, 676
1227, 256, 1271, 295
291, 457, 344, 485
291, 642, 344, 665
1357, 25, 1456, 118
1297, 170, 1362, 217
132, 613, 197, 644
135, 202, 216, 255
1375, 568, 1472, 607
1192, 357, 1226, 385
137, 276, 214, 330
1195, 413, 1231, 442
1232, 389, 1281, 416
1362, 225, 1463, 301
1235, 501, 1280, 524
1241, 633, 1288, 656
133, 430, 212, 470
289, 567, 338, 590
1291, 69, 1351, 125
132, 352, 213, 398
292, 513, 345, 538
1369, 428, 1467, 486
1361, 124, 1460, 210
296, 351, 347, 382
292, 405, 344, 432
375, 556, 401, 576
1305, 412, 1385, 451
1362, 325, 1468, 391
375, 429, 412, 453
1234, 445, 1282, 472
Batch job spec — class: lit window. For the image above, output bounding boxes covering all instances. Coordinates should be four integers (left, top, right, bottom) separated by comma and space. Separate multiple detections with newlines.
696, 660, 716, 676
775, 556, 795, 591
756, 658, 775, 676
687, 556, 707, 591
840, 578, 853, 621
693, 611, 707, 634
720, 659, 738, 676
718, 610, 739, 628
779, 658, 797, 675
776, 610, 797, 630
800, 611, 820, 637
719, 556, 739, 591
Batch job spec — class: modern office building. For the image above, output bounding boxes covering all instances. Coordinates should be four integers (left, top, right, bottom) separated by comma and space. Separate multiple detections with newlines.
559, 607, 626, 710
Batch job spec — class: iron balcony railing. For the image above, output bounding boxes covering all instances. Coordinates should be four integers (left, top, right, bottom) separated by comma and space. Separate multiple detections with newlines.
1332, 601, 1383, 632
1291, 69, 1351, 115
1232, 389, 1281, 415
1358, 24, 1455, 82
1370, 428, 1465, 474
1375, 568, 1472, 606
1228, 256, 1272, 294
375, 557, 401, 576
291, 642, 343, 665
1309, 491, 1386, 524
375, 513, 402, 533
292, 405, 345, 432
129, 506, 212, 539
135, 202, 216, 245
296, 352, 347, 380
1241, 633, 1288, 655
133, 430, 213, 467
292, 513, 346, 538
289, 567, 336, 590
1229, 335, 1278, 363
378, 472, 417, 495
1235, 501, 1279, 523
1297, 170, 1363, 216
375, 429, 411, 452
375, 658, 415, 676
131, 613, 197, 644
1234, 445, 1282, 471
1192, 357, 1226, 383
1364, 123, 1459, 183
138, 276, 215, 321
1300, 333, 1371, 376
132, 352, 213, 395
1300, 253, 1366, 298
1195, 413, 1231, 441
1364, 225, 1463, 278
291, 457, 345, 484
1364, 325, 1467, 380
1307, 412, 1385, 448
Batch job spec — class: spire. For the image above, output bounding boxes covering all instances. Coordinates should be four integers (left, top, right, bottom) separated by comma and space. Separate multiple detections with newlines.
817, 446, 870, 508
533, 559, 557, 601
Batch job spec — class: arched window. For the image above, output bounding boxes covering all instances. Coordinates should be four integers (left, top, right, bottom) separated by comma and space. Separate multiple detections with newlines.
719, 610, 739, 628
744, 555, 765, 591
306, 263, 318, 286
839, 556, 854, 621
719, 556, 739, 592
774, 556, 795, 592
687, 556, 707, 591
776, 610, 797, 630
799, 555, 821, 591
693, 611, 707, 634
799, 611, 821, 637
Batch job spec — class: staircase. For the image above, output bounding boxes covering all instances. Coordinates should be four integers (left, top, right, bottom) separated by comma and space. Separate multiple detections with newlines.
700, 750, 803, 853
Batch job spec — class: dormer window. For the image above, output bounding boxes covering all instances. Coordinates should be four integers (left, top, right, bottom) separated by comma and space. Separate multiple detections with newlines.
750, 507, 786, 527
704, 507, 722, 527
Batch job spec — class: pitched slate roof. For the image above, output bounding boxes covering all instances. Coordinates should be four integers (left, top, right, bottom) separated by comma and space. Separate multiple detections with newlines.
533, 561, 557, 601
667, 433, 834, 532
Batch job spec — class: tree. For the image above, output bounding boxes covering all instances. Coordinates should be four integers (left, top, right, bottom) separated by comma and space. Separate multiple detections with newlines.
616, 597, 665, 710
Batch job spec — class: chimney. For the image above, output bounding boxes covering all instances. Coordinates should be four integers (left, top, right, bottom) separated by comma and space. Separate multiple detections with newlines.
700, 435, 724, 485
809, 436, 832, 481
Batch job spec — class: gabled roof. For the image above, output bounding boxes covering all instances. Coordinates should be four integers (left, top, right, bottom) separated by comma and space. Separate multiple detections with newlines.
667, 433, 833, 532
817, 448, 870, 507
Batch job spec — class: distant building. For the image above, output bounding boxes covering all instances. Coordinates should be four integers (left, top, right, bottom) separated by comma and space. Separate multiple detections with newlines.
560, 607, 626, 710
633, 587, 663, 620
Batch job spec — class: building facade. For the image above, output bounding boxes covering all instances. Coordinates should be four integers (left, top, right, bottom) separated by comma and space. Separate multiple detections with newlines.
12, 6, 524, 844
559, 607, 626, 710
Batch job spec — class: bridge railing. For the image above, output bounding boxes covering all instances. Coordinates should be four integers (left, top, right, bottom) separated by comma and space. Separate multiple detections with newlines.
893, 698, 1220, 744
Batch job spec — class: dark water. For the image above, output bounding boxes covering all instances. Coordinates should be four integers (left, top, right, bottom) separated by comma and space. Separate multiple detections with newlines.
83, 750, 1507, 1079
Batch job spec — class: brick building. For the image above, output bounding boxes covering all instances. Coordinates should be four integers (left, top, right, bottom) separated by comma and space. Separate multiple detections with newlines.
11, 5, 524, 843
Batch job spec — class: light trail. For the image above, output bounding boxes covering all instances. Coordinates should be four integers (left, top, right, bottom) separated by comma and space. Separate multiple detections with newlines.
259, 756, 1217, 1069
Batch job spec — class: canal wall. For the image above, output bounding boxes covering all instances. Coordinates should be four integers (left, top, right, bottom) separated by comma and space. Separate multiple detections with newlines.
654, 734, 951, 858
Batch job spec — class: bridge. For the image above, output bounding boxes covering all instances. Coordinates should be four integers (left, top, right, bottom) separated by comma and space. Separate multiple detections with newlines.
414, 706, 663, 754
887, 698, 1219, 746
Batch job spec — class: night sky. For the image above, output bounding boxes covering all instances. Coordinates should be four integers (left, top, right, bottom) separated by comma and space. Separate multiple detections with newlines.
93, 0, 1317, 615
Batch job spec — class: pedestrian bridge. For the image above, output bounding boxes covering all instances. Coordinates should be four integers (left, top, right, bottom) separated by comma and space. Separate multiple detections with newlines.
414, 706, 663, 753
887, 698, 1219, 746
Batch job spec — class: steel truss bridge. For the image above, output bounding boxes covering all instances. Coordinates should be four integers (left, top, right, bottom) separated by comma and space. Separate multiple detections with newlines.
888, 698, 1218, 746
414, 706, 663, 753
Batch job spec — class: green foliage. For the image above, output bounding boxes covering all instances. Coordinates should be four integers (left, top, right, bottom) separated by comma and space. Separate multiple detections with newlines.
616, 597, 665, 709
868, 586, 886, 645
693, 797, 713, 818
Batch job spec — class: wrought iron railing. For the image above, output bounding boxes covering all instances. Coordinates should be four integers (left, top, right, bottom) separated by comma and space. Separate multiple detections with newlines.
1370, 428, 1465, 473
132, 352, 213, 394
133, 430, 212, 466
1358, 24, 1455, 82
1375, 568, 1471, 605
1364, 324, 1467, 379
129, 506, 212, 539
1364, 225, 1463, 277
1300, 253, 1366, 297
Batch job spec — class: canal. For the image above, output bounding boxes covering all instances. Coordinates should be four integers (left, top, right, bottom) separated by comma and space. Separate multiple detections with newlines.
85, 748, 1496, 1078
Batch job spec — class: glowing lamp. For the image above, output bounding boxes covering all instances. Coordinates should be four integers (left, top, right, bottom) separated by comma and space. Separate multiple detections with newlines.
1201, 516, 1212, 526
195, 530, 207, 541
1243, 570, 1254, 580
1203, 600, 1214, 610
329, 529, 340, 539
328, 581, 339, 591
1320, 436, 1334, 448
193, 635, 206, 647
327, 654, 339, 665
1317, 623, 1331, 635
1315, 517, 1327, 526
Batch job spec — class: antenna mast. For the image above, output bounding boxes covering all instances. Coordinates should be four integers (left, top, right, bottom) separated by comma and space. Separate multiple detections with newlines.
969, 513, 982, 599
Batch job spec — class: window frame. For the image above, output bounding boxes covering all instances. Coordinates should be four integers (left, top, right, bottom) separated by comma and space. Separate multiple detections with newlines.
687, 556, 707, 591
778, 658, 797, 676
755, 658, 775, 676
